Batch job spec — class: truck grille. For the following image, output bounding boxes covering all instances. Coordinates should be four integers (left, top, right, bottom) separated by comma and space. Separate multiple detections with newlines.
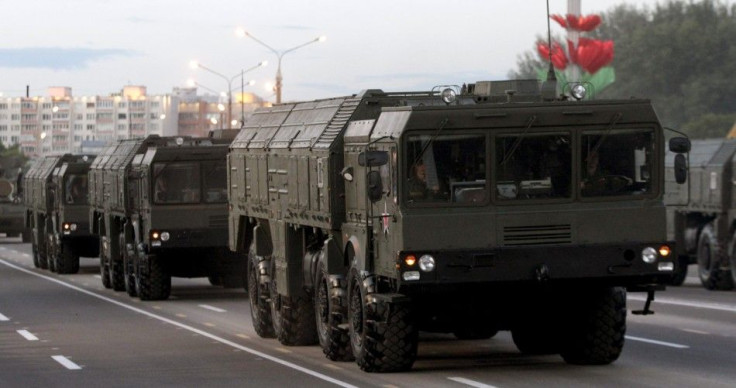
209, 215, 228, 228
503, 224, 572, 246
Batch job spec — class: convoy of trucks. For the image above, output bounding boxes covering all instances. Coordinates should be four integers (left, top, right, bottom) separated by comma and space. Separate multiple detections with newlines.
13, 76, 697, 372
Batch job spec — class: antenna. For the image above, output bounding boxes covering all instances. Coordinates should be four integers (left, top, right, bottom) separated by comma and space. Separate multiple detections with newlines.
541, 0, 558, 101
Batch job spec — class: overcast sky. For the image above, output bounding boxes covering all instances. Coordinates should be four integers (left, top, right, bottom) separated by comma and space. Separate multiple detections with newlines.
0, 0, 725, 102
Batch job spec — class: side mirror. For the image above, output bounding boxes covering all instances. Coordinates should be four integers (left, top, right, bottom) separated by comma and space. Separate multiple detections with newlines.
358, 151, 389, 167
669, 137, 691, 153
674, 153, 688, 184
367, 171, 383, 202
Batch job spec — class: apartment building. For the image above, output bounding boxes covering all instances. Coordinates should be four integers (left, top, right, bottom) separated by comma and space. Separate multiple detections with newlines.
0, 85, 267, 157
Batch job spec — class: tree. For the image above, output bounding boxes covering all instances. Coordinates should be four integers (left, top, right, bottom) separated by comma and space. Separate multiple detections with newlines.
512, 0, 736, 138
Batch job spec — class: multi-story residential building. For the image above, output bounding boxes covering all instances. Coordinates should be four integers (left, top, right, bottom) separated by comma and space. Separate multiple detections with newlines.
0, 85, 267, 157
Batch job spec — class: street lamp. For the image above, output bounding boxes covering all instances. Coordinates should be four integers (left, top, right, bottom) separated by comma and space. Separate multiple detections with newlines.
236, 28, 326, 104
189, 60, 267, 129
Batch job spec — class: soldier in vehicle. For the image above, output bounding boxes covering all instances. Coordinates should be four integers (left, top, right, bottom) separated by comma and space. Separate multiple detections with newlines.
408, 159, 444, 201
581, 150, 632, 196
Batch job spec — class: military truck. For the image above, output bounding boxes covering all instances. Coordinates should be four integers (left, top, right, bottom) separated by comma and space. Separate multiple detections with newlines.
228, 80, 689, 372
89, 132, 244, 300
0, 177, 29, 242
24, 154, 98, 273
666, 138, 736, 290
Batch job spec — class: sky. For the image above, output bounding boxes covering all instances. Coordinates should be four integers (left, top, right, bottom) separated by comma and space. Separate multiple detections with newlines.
0, 0, 726, 102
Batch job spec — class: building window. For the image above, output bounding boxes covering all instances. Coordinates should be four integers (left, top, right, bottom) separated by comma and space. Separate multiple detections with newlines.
11, 114, 20, 120
86, 102, 95, 108
118, 113, 127, 119
86, 113, 95, 120
42, 103, 52, 109
86, 124, 95, 130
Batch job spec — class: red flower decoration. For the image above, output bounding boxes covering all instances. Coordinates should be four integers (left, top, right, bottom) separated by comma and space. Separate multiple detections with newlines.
570, 38, 614, 74
537, 41, 568, 70
551, 14, 602, 32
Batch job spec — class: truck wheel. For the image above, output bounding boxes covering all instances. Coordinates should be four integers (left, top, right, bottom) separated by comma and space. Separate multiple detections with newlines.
348, 271, 417, 372
247, 247, 275, 338
315, 263, 352, 361
560, 287, 626, 365
669, 255, 689, 286
109, 245, 126, 292
37, 231, 48, 270
56, 241, 80, 274
269, 260, 318, 346
100, 239, 112, 289
137, 254, 171, 301
31, 243, 40, 268
121, 234, 137, 297
697, 225, 734, 290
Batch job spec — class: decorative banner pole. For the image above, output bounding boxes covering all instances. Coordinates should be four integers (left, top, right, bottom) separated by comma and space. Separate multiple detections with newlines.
568, 0, 581, 83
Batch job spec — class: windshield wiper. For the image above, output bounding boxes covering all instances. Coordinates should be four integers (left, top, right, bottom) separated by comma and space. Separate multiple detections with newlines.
500, 115, 537, 166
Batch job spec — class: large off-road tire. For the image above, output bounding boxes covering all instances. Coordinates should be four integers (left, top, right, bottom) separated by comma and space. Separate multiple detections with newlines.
137, 253, 171, 301
669, 255, 689, 286
31, 243, 40, 268
247, 248, 274, 338
348, 271, 417, 373
560, 287, 627, 365
100, 239, 112, 289
315, 263, 352, 361
109, 243, 126, 292
56, 241, 80, 274
37, 230, 49, 270
121, 234, 137, 297
269, 260, 318, 346
697, 224, 734, 290
47, 235, 57, 273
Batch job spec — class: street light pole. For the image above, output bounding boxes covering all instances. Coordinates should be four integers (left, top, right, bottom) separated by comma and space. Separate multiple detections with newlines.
190, 60, 267, 128
236, 29, 326, 104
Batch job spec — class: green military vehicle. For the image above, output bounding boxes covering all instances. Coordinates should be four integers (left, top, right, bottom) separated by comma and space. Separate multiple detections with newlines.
89, 132, 244, 300
228, 79, 689, 372
0, 177, 29, 242
666, 138, 736, 289
24, 154, 98, 273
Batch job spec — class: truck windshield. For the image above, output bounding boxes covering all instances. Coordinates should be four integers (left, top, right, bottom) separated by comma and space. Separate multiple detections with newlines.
495, 134, 572, 200
202, 161, 227, 203
153, 162, 201, 204
581, 129, 654, 197
64, 174, 89, 205
405, 134, 487, 205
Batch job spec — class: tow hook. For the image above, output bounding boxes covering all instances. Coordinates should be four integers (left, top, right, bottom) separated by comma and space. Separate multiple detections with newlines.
632, 289, 656, 315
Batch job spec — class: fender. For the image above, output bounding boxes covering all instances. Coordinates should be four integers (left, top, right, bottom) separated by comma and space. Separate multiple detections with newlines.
323, 235, 345, 274
253, 222, 273, 257
346, 234, 367, 272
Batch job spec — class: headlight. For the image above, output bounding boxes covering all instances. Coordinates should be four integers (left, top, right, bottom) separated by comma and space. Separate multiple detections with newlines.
441, 88, 457, 104
70, 223, 77, 231
571, 84, 587, 100
419, 254, 435, 272
642, 247, 657, 263
151, 231, 160, 240
160, 231, 170, 242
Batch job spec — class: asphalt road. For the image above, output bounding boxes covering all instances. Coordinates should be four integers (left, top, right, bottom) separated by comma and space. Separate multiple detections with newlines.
1, 236, 735, 388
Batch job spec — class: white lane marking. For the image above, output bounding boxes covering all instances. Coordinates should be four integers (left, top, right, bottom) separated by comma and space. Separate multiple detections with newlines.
17, 329, 39, 341
52, 355, 82, 370
629, 295, 736, 313
199, 304, 227, 313
0, 312, 9, 321
448, 377, 498, 388
625, 335, 689, 349
681, 328, 710, 335
0, 259, 359, 388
